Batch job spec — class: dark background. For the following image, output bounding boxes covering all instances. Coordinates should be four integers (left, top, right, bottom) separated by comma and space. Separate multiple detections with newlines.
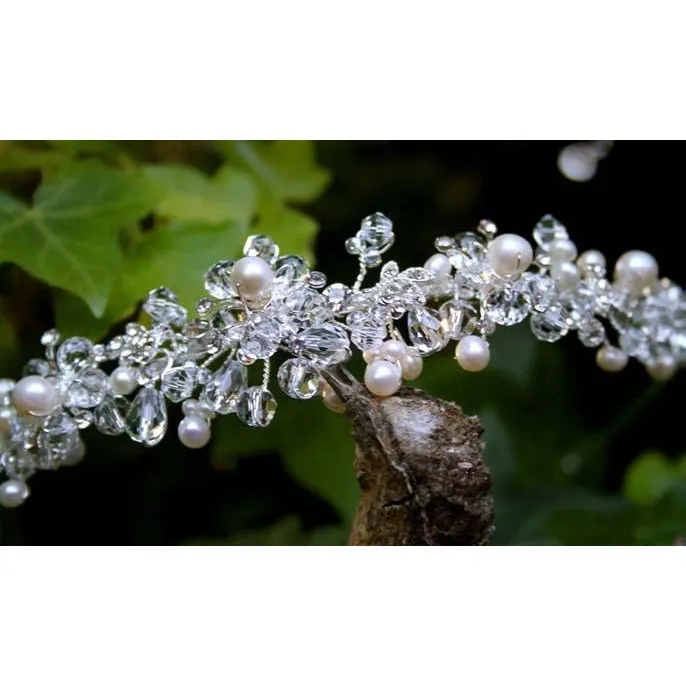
1, 141, 683, 545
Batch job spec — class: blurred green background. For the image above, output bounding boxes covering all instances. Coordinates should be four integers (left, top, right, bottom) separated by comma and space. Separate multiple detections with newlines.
0, 140, 684, 545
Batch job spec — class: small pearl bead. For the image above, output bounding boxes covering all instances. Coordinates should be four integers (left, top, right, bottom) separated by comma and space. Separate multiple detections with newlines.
596, 346, 628, 372
577, 249, 606, 277
487, 233, 533, 279
364, 360, 402, 397
548, 238, 578, 262
178, 415, 212, 449
362, 348, 379, 363
12, 375, 60, 417
231, 256, 274, 300
0, 480, 29, 508
424, 253, 452, 279
614, 250, 658, 296
456, 335, 490, 372
322, 384, 346, 413
646, 355, 677, 382
110, 366, 138, 396
379, 339, 407, 361
62, 440, 87, 467
400, 352, 423, 380
551, 260, 580, 291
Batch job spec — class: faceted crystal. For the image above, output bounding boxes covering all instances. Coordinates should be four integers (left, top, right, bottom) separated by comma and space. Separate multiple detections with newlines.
282, 287, 330, 330
182, 399, 216, 420
277, 358, 321, 399
56, 337, 94, 373
93, 344, 107, 363
195, 297, 214, 316
41, 329, 61, 347
237, 387, 277, 427
200, 358, 248, 414
345, 237, 363, 255
274, 255, 309, 284
619, 328, 650, 359
307, 271, 327, 289
93, 396, 129, 436
530, 306, 569, 342
438, 300, 465, 340
322, 283, 351, 314
67, 368, 108, 408
346, 311, 386, 352
435, 236, 457, 254
533, 215, 568, 249
483, 282, 529, 326
161, 365, 199, 402
125, 386, 168, 446
204, 260, 237, 300
407, 307, 449, 354
359, 212, 394, 250
37, 412, 79, 468
239, 315, 282, 360
69, 408, 93, 429
362, 249, 383, 268
293, 324, 351, 366
578, 318, 606, 347
143, 287, 187, 328
455, 232, 487, 263
520, 273, 555, 312
400, 267, 434, 285
1, 445, 36, 480
23, 358, 50, 377
243, 234, 279, 264
380, 261, 400, 281
138, 352, 173, 385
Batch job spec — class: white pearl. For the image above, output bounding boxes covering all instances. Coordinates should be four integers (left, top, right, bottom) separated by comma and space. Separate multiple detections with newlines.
577, 249, 606, 277
362, 348, 379, 363
12, 375, 60, 417
487, 233, 533, 279
548, 238, 577, 262
614, 250, 658, 296
379, 339, 407, 361
551, 260, 580, 291
0, 480, 29, 508
646, 355, 677, 382
178, 415, 212, 449
231, 256, 274, 300
321, 384, 346, 413
400, 352, 423, 380
596, 346, 628, 372
424, 253, 452, 279
110, 366, 138, 396
455, 335, 490, 372
364, 360, 402, 397
62, 440, 87, 467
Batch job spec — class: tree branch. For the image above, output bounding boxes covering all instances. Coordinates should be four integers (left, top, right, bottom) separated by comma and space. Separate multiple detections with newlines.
322, 365, 494, 546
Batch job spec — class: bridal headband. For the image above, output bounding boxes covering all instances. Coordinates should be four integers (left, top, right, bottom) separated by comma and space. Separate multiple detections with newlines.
0, 212, 680, 507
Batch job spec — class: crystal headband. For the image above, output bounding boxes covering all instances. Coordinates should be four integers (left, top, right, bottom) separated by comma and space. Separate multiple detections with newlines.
0, 212, 681, 507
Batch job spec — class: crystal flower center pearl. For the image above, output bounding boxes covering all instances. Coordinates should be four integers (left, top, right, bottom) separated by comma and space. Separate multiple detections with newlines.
110, 366, 138, 396
231, 256, 274, 301
12, 375, 60, 417
614, 250, 658, 295
487, 233, 533, 279
455, 335, 490, 372
0, 479, 29, 508
178, 415, 211, 449
424, 253, 452, 279
364, 360, 402, 397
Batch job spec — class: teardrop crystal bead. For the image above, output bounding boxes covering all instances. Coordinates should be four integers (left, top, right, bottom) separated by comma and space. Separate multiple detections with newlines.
200, 358, 247, 414
125, 387, 168, 446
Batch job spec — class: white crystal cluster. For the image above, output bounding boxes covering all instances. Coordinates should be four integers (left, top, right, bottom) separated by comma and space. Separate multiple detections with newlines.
0, 212, 682, 507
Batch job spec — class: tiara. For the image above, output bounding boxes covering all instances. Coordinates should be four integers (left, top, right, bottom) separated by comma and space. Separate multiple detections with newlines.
0, 212, 681, 508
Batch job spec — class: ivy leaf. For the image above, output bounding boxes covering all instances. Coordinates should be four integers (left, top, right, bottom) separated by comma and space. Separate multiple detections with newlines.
623, 450, 680, 507
0, 163, 157, 316
252, 206, 319, 265
215, 141, 331, 203
55, 219, 250, 338
143, 164, 258, 224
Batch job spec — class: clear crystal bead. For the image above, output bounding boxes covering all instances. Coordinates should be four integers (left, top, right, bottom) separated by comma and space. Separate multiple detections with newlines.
204, 260, 237, 300
362, 250, 382, 268
520, 273, 555, 312
92, 344, 107, 362
435, 236, 457, 254
106, 336, 125, 360
182, 399, 216, 420
307, 271, 327, 289
346, 311, 386, 352
67, 368, 108, 408
23, 358, 50, 377
400, 267, 434, 284
41, 329, 61, 347
37, 412, 79, 468
161, 365, 199, 402
143, 287, 187, 328
359, 212, 394, 250
56, 337, 94, 373
2, 445, 36, 480
345, 237, 363, 255
439, 300, 465, 340
455, 232, 487, 263
200, 358, 248, 414
483, 282, 530, 326
93, 396, 129, 435
533, 215, 568, 249
322, 283, 351, 314
380, 261, 400, 281
69, 408, 93, 429
293, 324, 351, 366
578, 318, 606, 347
277, 358, 321, 399
281, 287, 330, 331
274, 255, 309, 284
195, 297, 214, 315
125, 386, 168, 446
243, 234, 279, 263
138, 352, 173, 385
530, 306, 569, 342
236, 387, 277, 427
619, 328, 650, 359
407, 307, 449, 354
239, 315, 282, 360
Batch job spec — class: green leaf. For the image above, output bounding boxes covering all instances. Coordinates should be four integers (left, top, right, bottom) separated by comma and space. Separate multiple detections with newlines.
623, 450, 680, 507
0, 141, 67, 172
55, 219, 250, 338
143, 164, 258, 224
0, 163, 157, 316
252, 206, 319, 265
215, 141, 331, 203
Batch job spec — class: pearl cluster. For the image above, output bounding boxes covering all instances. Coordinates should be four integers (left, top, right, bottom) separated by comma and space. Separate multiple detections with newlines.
1, 213, 683, 508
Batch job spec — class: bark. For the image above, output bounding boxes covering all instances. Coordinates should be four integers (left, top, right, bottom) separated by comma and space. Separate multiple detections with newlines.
322, 365, 494, 546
